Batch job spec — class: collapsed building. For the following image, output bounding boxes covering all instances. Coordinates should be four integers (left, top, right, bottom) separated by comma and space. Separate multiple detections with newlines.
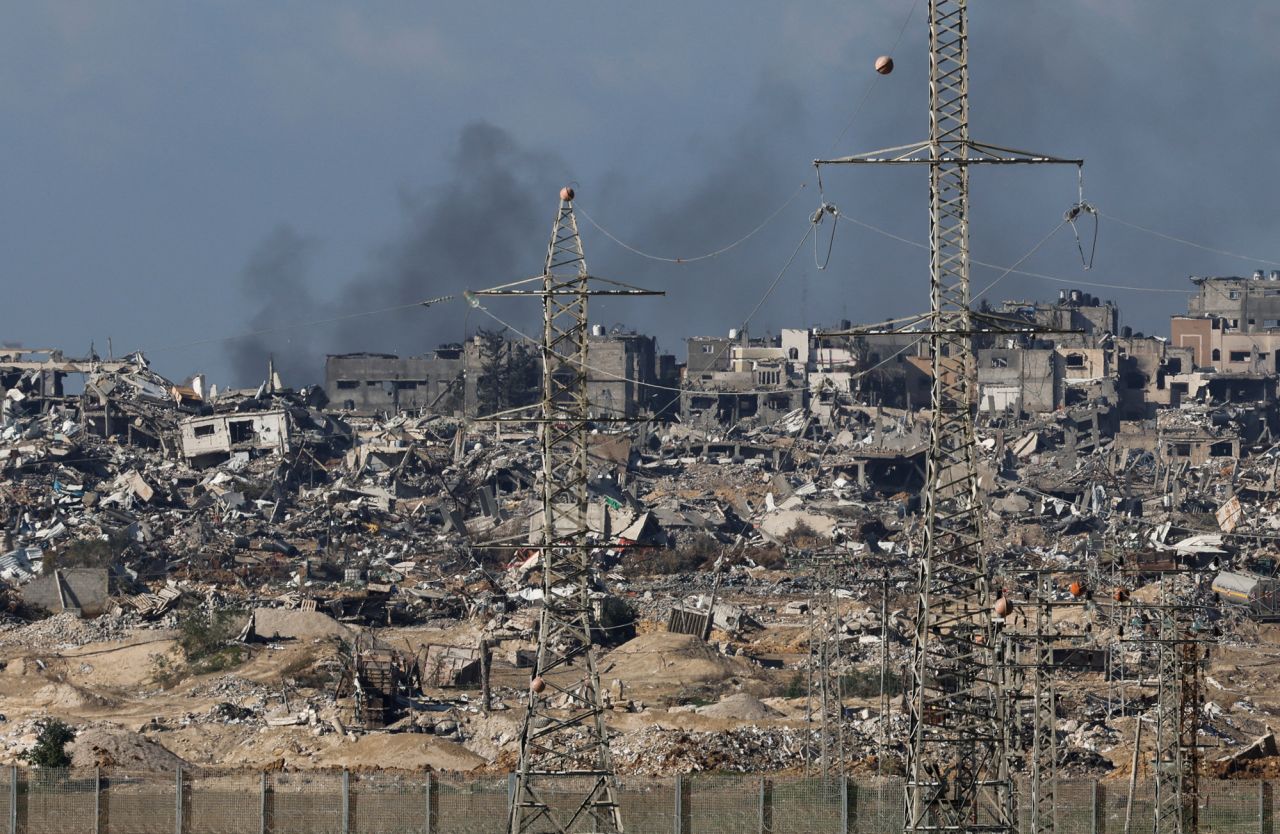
2, 279, 1280, 780
326, 328, 678, 420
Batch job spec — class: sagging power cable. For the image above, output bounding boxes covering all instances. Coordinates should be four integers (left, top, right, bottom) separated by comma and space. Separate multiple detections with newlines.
1065, 165, 1098, 270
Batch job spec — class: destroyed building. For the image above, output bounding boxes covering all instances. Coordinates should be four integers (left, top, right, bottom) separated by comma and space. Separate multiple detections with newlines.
1172, 274, 1280, 402
681, 331, 807, 424
325, 346, 472, 416
3, 278, 1280, 787
585, 327, 680, 419
327, 329, 677, 420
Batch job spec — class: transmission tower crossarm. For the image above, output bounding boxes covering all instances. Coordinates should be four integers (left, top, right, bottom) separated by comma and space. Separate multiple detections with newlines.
815, 140, 1082, 166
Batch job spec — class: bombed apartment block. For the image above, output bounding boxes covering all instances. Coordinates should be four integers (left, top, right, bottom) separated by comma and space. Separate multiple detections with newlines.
1172, 315, 1280, 378
682, 331, 807, 425
978, 348, 1060, 414
1113, 335, 1196, 417
325, 347, 472, 416
180, 409, 291, 467
585, 328, 679, 419
326, 330, 674, 420
1114, 421, 1240, 466
997, 289, 1119, 345
1186, 272, 1280, 332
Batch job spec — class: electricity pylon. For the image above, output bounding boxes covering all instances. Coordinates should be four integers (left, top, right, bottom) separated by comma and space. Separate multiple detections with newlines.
1153, 575, 1207, 834
806, 552, 850, 780
473, 188, 660, 834
815, 3, 1081, 831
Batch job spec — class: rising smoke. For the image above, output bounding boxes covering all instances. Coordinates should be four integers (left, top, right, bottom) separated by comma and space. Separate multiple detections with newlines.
228, 122, 567, 387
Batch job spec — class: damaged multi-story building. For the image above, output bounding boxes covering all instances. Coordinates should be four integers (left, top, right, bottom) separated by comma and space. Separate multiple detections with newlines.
969, 289, 1191, 428
326, 328, 679, 420
325, 345, 475, 416
1171, 272, 1280, 404
681, 331, 807, 425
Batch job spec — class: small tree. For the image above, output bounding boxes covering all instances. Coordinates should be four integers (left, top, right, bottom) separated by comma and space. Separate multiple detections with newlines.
475, 328, 510, 416
505, 342, 542, 409
476, 328, 542, 415
21, 719, 76, 769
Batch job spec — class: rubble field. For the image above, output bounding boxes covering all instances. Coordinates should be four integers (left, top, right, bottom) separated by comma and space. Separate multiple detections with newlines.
1, 346, 1280, 782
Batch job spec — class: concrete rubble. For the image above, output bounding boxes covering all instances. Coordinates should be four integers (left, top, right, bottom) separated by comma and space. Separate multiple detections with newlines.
3, 282, 1280, 778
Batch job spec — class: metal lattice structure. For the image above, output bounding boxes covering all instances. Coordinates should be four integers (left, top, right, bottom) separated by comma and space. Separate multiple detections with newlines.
815, 3, 1081, 831
1154, 576, 1204, 834
806, 554, 850, 780
1028, 580, 1058, 834
474, 189, 660, 834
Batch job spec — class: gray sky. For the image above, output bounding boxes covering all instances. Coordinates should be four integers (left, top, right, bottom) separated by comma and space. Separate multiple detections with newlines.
4, 2, 1279, 387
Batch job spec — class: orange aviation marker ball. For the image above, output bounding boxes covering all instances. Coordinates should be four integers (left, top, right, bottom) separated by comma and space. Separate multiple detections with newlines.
1069, 581, 1085, 597
560, 186, 575, 202
875, 55, 894, 75
530, 676, 547, 694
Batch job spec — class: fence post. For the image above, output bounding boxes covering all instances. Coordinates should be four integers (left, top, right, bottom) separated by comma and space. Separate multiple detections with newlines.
175, 766, 184, 834
507, 773, 517, 818
1094, 780, 1103, 834
8, 766, 15, 834
94, 767, 101, 834
424, 773, 437, 834
843, 778, 853, 834
758, 777, 773, 834
674, 774, 690, 834
341, 770, 350, 834
260, 772, 268, 834
1259, 780, 1267, 834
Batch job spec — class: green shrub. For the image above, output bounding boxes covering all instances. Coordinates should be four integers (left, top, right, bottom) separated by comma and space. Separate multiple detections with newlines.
841, 667, 902, 698
159, 606, 251, 680
21, 719, 76, 769
178, 606, 245, 664
783, 671, 807, 698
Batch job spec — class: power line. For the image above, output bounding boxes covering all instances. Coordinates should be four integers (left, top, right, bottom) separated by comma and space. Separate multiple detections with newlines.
839, 214, 1194, 295
823, 0, 922, 157
574, 183, 807, 265
575, 0, 920, 270
1099, 211, 1280, 269
470, 209, 1083, 402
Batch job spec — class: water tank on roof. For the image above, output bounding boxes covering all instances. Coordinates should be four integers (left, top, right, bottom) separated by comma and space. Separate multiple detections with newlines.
1255, 270, 1267, 280
729, 328, 740, 340
1070, 289, 1082, 303
591, 324, 606, 337
1271, 271, 1280, 281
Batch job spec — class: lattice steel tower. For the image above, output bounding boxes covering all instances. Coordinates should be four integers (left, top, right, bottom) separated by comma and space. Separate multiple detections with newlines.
1154, 575, 1205, 834
806, 552, 850, 780
475, 188, 660, 834
815, 3, 1081, 831
1028, 577, 1060, 834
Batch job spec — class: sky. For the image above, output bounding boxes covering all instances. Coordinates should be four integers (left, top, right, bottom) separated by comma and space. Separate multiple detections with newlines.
3, 2, 1280, 387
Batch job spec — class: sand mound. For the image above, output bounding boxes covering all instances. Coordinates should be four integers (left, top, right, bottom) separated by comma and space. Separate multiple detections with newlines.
310, 733, 486, 772
251, 609, 351, 642
600, 632, 745, 687
695, 692, 781, 720
68, 723, 187, 770
33, 682, 119, 711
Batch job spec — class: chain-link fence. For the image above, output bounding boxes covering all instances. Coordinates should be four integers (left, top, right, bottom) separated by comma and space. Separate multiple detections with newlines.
0, 767, 1275, 833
